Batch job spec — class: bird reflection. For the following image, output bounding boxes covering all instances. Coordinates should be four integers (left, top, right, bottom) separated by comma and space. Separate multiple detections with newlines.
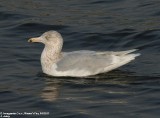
41, 77, 61, 102
40, 70, 138, 102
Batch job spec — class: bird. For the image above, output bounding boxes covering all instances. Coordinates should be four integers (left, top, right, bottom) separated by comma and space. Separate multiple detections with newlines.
28, 30, 140, 77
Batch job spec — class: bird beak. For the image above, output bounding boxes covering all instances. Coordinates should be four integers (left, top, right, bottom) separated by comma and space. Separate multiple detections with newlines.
28, 37, 42, 43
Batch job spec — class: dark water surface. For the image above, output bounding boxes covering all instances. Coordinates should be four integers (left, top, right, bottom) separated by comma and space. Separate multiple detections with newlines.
0, 0, 160, 118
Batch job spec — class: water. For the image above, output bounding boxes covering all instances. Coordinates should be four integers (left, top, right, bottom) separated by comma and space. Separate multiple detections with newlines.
0, 0, 160, 118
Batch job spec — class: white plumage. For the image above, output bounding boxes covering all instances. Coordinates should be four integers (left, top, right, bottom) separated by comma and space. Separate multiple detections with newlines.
28, 31, 140, 77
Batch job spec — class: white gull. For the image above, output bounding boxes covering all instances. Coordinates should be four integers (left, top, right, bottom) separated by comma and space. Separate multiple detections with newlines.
28, 31, 140, 77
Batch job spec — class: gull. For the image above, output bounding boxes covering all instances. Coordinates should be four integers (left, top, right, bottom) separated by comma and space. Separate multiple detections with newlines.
28, 30, 140, 77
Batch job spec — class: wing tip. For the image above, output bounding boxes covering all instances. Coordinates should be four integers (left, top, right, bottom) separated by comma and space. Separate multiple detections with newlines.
133, 53, 141, 57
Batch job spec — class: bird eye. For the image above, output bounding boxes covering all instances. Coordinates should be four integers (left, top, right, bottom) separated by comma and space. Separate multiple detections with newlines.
45, 35, 50, 40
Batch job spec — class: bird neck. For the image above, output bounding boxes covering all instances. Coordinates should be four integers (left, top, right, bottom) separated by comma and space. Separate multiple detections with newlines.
41, 45, 62, 74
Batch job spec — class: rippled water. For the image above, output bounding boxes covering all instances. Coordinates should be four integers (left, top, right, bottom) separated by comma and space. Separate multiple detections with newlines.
0, 0, 160, 118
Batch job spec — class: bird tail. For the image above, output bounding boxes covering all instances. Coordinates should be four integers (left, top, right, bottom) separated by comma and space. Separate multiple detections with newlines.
104, 53, 140, 72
